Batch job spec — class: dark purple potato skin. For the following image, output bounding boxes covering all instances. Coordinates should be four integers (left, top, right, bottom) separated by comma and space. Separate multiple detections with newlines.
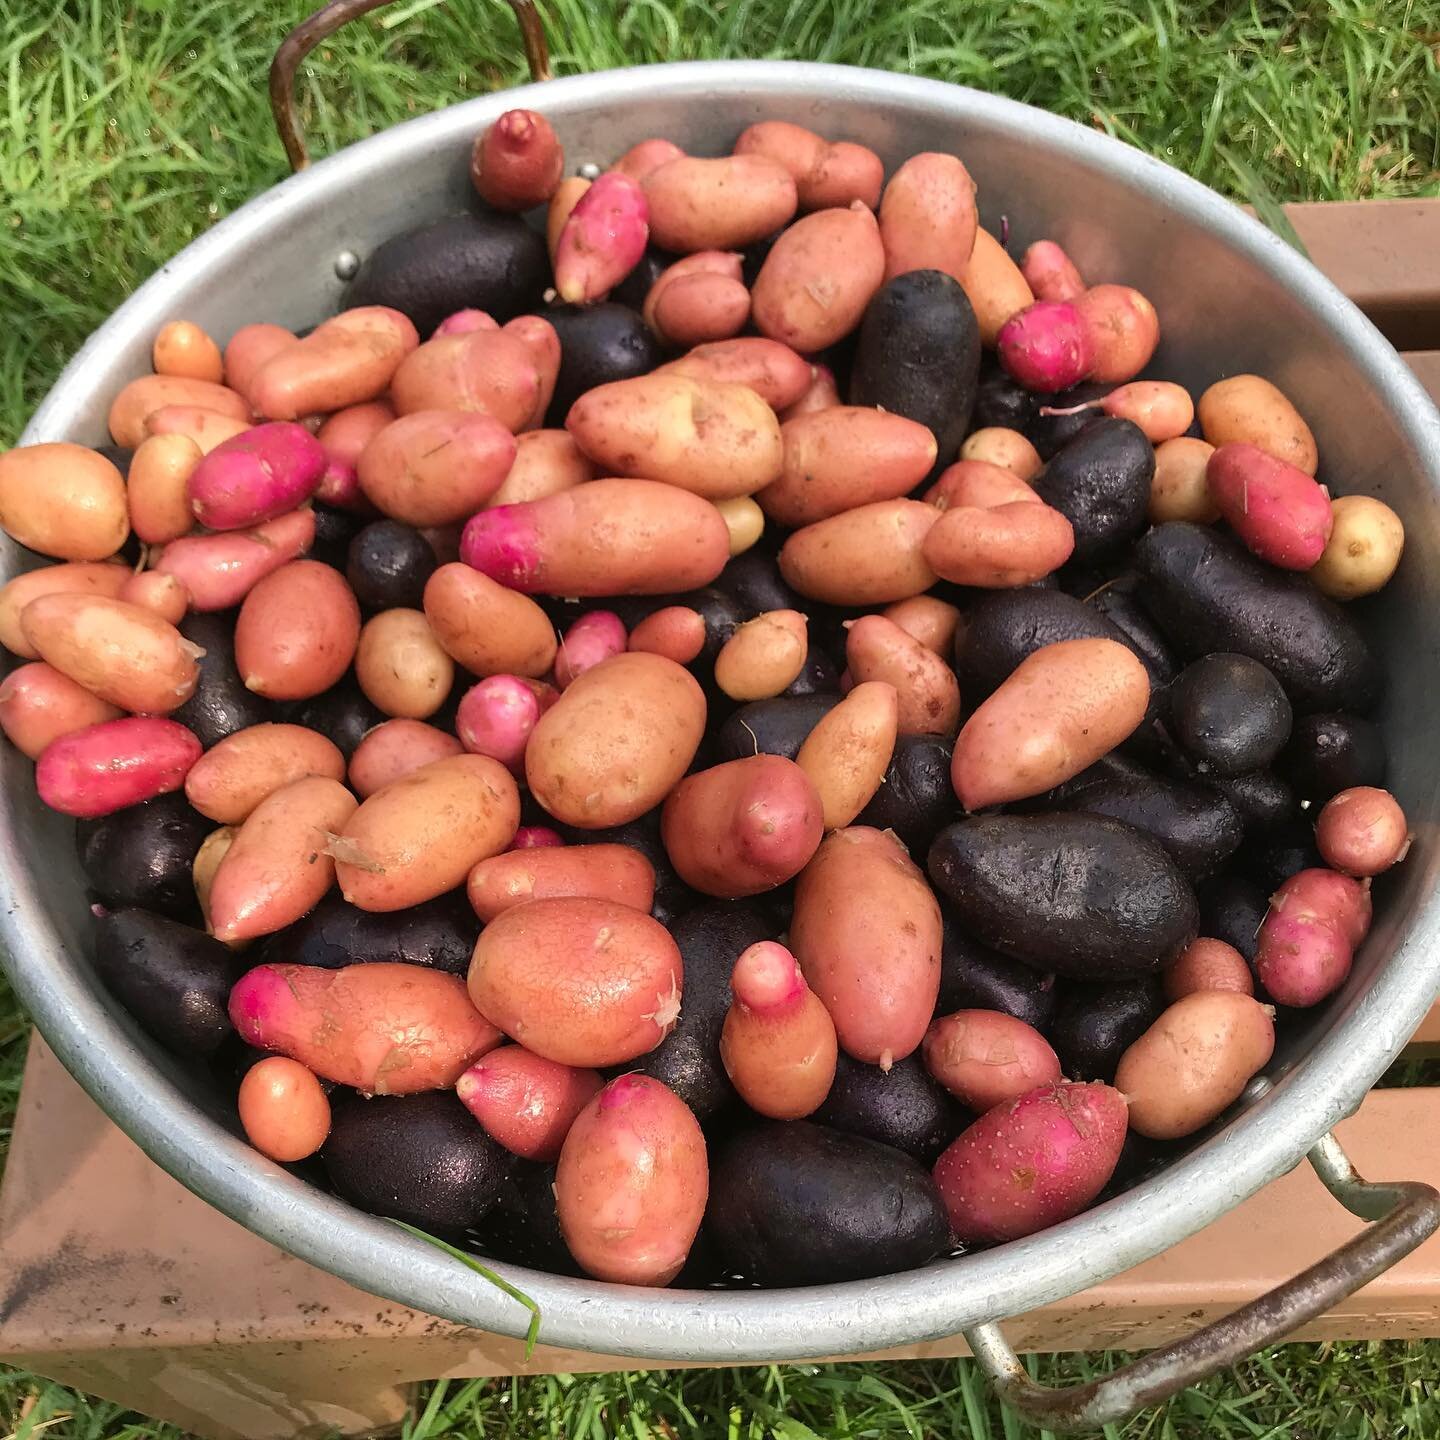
1198, 874, 1270, 965
715, 694, 839, 763
813, 1053, 965, 1163
972, 364, 1037, 431
346, 521, 437, 612
485, 1163, 584, 1276
1241, 820, 1324, 894
173, 612, 272, 749
714, 548, 804, 618
1047, 977, 1165, 1082
309, 503, 366, 571
1280, 712, 1387, 803
543, 302, 662, 423
284, 676, 386, 760
1168, 653, 1293, 776
1025, 380, 1109, 457
1201, 769, 1297, 837
77, 792, 212, 921
1032, 418, 1154, 565
938, 915, 1057, 1030
858, 734, 956, 855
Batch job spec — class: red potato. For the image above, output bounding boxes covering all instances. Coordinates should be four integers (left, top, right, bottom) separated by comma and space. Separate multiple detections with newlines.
545, 176, 590, 264
555, 611, 628, 690
348, 718, 462, 798
487, 429, 596, 508
790, 826, 942, 1068
107, 375, 249, 450
117, 572, 187, 625
234, 561, 360, 701
612, 138, 686, 181
434, 309, 499, 337
881, 596, 961, 658
713, 610, 808, 701
230, 961, 501, 1094
389, 329, 542, 433
0, 562, 129, 660
933, 1080, 1128, 1243
355, 411, 516, 526
0, 443, 129, 561
1254, 867, 1372, 1008
128, 434, 201, 544
456, 675, 548, 770
641, 252, 744, 333
998, 300, 1094, 392
845, 614, 960, 737
1206, 442, 1333, 570
960, 427, 1043, 480
716, 495, 765, 556
795, 680, 898, 830
779, 362, 841, 420
526, 652, 706, 829
470, 108, 564, 211
316, 400, 397, 469
779, 499, 940, 606
466, 843, 655, 922
1020, 241, 1085, 303
502, 315, 561, 430
334, 752, 520, 912
763, 408, 938, 527
878, 152, 978, 284
238, 1056, 332, 1163
950, 638, 1149, 809
355, 609, 455, 719
456, 1047, 603, 1162
35, 716, 200, 819
720, 941, 838, 1120
314, 458, 364, 510
733, 121, 883, 211
922, 500, 1075, 587
661, 755, 823, 897
553, 172, 650, 305
1315, 786, 1409, 877
650, 273, 751, 349
629, 605, 706, 664
153, 320, 224, 383
643, 154, 797, 253
566, 374, 783, 501
1116, 992, 1276, 1140
926, 458, 1039, 512
923, 1010, 1061, 1111
422, 564, 555, 678
958, 228, 1035, 346
461, 478, 730, 596
1311, 495, 1406, 601
207, 777, 358, 942
251, 307, 419, 421
1197, 374, 1318, 476
1149, 436, 1220, 524
21, 594, 200, 715
0, 662, 122, 759
153, 508, 316, 613
143, 405, 252, 455
186, 421, 325, 531
751, 202, 886, 353
185, 722, 346, 823
223, 323, 298, 402
1164, 937, 1255, 1002
468, 898, 683, 1066
512, 826, 564, 849
555, 1074, 708, 1286
656, 338, 814, 412
1074, 284, 1159, 385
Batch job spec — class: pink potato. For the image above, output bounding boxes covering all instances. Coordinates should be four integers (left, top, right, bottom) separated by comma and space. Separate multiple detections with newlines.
435, 310, 500, 337
118, 571, 188, 625
0, 662, 122, 759
1197, 374, 1318, 476
348, 718, 462, 798
333, 753, 520, 913
0, 562, 130, 660
553, 172, 649, 304
234, 560, 360, 701
1020, 241, 1085, 303
1075, 284, 1159, 384
389, 329, 542, 433
185, 422, 325, 531
926, 458, 1040, 512
460, 478, 730, 596
951, 638, 1149, 809
611, 138, 686, 181
650, 273, 751, 349
733, 121, 883, 211
487, 428, 596, 508
107, 376, 250, 451
778, 362, 841, 420
1315, 786, 1409, 877
457, 1046, 603, 1162
36, 716, 201, 818
423, 563, 557, 678
998, 301, 1094, 392
470, 108, 564, 211
790, 826, 942, 1069
502, 315, 561, 430
466, 843, 655, 921
1164, 937, 1255, 1002
316, 400, 397, 469
468, 897, 683, 1066
878, 152, 978, 284
628, 605, 706, 664
922, 501, 1074, 588
238, 1056, 332, 1163
922, 1010, 1061, 1112
512, 826, 564, 849
880, 595, 961, 658
720, 941, 838, 1120
223, 323, 298, 403
184, 722, 346, 824
356, 411, 517, 526
644, 253, 746, 328
1255, 867, 1372, 1008
555, 610, 628, 689
1206, 442, 1333, 570
661, 754, 824, 897
555, 1074, 708, 1286
844, 614, 960, 737
153, 508, 316, 613
779, 500, 940, 606
455, 674, 553, 770
230, 961, 501, 1095
643, 155, 797, 253
656, 337, 814, 411
1100, 380, 1194, 441
933, 1080, 1128, 1243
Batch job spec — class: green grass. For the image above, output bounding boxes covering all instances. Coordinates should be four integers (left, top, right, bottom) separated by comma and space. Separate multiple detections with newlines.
1, 0, 1439, 1434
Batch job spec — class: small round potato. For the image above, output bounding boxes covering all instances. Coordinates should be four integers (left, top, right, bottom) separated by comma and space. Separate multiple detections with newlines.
153, 321, 225, 383
713, 610, 809, 701
1315, 786, 1409, 877
960, 427, 1043, 480
355, 608, 455, 719
1309, 494, 1405, 600
239, 1056, 332, 1163
1164, 937, 1255, 1002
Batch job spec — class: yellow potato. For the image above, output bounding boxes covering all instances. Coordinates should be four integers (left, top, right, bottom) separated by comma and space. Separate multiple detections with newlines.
795, 681, 899, 830
0, 443, 129, 560
1309, 494, 1404, 600
1197, 374, 1317, 475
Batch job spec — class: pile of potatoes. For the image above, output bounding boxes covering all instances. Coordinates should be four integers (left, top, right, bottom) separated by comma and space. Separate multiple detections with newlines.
0, 107, 1415, 1290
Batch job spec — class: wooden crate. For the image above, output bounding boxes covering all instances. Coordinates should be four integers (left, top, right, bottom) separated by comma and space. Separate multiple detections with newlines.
0, 199, 1437, 1440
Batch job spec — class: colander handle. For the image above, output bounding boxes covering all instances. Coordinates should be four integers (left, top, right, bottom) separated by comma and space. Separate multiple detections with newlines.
963, 1129, 1440, 1430
270, 0, 551, 172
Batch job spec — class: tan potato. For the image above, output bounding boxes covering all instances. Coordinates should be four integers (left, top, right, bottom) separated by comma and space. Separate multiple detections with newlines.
356, 410, 516, 525
153, 320, 224, 382
881, 595, 961, 657
354, 608, 455, 719
192, 824, 236, 936
335, 752, 520, 912
502, 315, 561, 430
184, 722, 346, 823
566, 374, 783, 500
762, 408, 938, 527
546, 176, 591, 264
1164, 937, 1255, 1002
1074, 284, 1159, 384
20, 593, 199, 714
922, 501, 1074, 587
348, 718, 463, 798
118, 571, 188, 624
1310, 494, 1405, 600
487, 429, 595, 508
0, 561, 129, 659
316, 400, 397, 469
926, 458, 1040, 511
656, 337, 813, 411
422, 563, 556, 678
0, 661, 123, 759
650, 272, 751, 348
1149, 436, 1220, 523
1116, 992, 1275, 1140
234, 560, 361, 701
108, 375, 250, 449
143, 405, 251, 454
128, 433, 202, 544
779, 499, 939, 605
223, 323, 298, 402
923, 1010, 1061, 1111
643, 155, 798, 252
713, 609, 808, 701
795, 680, 899, 829
207, 777, 359, 942
1197, 374, 1317, 475
0, 443, 129, 560
779, 363, 841, 420
628, 605, 707, 664
238, 1056, 332, 1162
751, 203, 886, 353
526, 652, 706, 829
714, 495, 765, 556
960, 426, 1043, 480
958, 228, 1035, 346
878, 152, 978, 284
845, 614, 960, 736
466, 843, 655, 921
733, 121, 883, 211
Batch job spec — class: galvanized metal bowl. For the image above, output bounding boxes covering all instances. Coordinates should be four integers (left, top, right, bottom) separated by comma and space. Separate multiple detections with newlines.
5, 49, 1440, 1424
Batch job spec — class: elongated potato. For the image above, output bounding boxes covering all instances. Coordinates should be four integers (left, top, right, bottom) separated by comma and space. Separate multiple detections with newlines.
185, 723, 346, 823
487, 428, 595, 508
545, 176, 591, 262
1255, 867, 1372, 1008
879, 152, 978, 284
552, 174, 649, 306
958, 228, 1034, 346
795, 680, 898, 830
0, 443, 129, 560
36, 716, 202, 819
128, 433, 202, 544
422, 563, 556, 677
334, 753, 520, 912
0, 662, 123, 758
791, 827, 942, 1068
713, 610, 809, 701
456, 1046, 602, 1162
643, 155, 797, 252
348, 718, 463, 798
234, 561, 361, 701
153, 508, 316, 613
527, 652, 706, 828
466, 843, 655, 921
656, 338, 814, 411
108, 375, 249, 449
389, 329, 541, 432
1197, 373, 1318, 475
1206, 442, 1331, 570
187, 422, 325, 532
923, 1010, 1060, 1111
0, 562, 129, 659
144, 405, 251, 454
845, 614, 960, 736
356, 411, 516, 525
223, 323, 297, 401
922, 500, 1074, 587
733, 121, 883, 211
779, 500, 939, 605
